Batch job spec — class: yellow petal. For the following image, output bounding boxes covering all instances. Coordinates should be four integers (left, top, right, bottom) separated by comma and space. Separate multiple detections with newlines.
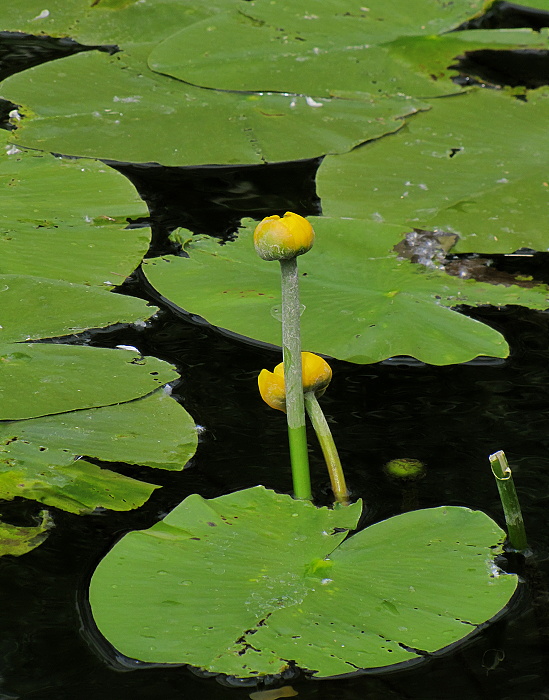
260, 352, 331, 410
301, 351, 332, 396
258, 369, 286, 412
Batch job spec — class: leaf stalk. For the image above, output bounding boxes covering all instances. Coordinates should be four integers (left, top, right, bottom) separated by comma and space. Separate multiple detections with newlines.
304, 391, 349, 505
489, 450, 528, 552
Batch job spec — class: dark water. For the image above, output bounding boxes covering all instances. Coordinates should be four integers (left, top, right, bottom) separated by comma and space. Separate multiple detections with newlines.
3, 300, 549, 700
2, 25, 549, 700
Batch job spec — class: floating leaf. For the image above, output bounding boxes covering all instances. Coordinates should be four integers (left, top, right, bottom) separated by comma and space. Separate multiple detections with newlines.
0, 510, 53, 557
0, 390, 197, 471
1, 51, 424, 166
89, 486, 517, 677
0, 344, 177, 420
0, 0, 232, 47
148, 4, 543, 98
0, 275, 155, 343
318, 88, 549, 253
143, 218, 548, 365
0, 438, 158, 514
0, 150, 149, 286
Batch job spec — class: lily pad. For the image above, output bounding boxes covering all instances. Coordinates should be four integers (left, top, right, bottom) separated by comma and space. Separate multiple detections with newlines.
142, 218, 549, 365
0, 438, 158, 514
0, 275, 155, 343
0, 0, 232, 48
89, 486, 517, 677
0, 390, 197, 471
1, 50, 424, 166
0, 149, 149, 285
0, 343, 177, 420
318, 88, 549, 254
0, 510, 53, 557
148, 5, 543, 98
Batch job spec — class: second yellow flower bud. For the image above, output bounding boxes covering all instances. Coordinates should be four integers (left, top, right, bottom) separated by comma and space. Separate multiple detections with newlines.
258, 352, 332, 412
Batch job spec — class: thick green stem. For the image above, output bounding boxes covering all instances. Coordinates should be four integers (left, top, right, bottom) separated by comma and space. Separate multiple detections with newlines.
279, 258, 311, 501
489, 450, 528, 552
304, 391, 349, 506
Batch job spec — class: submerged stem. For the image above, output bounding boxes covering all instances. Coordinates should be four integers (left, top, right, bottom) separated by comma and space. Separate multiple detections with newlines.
489, 450, 528, 552
304, 391, 349, 506
279, 258, 311, 501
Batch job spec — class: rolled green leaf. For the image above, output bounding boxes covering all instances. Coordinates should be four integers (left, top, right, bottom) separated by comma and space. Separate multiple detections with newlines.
489, 450, 528, 552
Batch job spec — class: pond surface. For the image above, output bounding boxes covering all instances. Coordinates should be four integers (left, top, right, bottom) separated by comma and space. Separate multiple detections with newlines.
2, 162, 549, 698
2, 28, 549, 700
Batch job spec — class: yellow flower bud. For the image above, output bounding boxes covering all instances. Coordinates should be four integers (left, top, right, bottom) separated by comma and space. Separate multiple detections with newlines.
258, 352, 332, 412
253, 211, 315, 261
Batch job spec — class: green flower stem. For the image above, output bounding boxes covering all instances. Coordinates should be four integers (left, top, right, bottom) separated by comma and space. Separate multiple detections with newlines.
489, 450, 528, 552
279, 257, 312, 501
304, 391, 349, 506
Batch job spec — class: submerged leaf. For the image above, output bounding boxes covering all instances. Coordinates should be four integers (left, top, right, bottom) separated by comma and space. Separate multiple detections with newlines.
89, 487, 517, 677
0, 510, 53, 557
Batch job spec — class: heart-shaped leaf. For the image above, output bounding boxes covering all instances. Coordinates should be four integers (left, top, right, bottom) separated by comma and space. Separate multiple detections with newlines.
148, 4, 542, 98
142, 218, 548, 365
0, 276, 155, 343
1, 51, 423, 166
89, 486, 517, 678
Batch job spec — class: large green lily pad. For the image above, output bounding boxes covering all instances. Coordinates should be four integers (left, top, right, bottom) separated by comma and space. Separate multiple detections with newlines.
142, 218, 548, 365
1, 50, 424, 166
89, 486, 517, 677
4, 0, 544, 169
0, 275, 155, 343
318, 88, 549, 254
0, 390, 197, 471
148, 5, 543, 98
0, 438, 158, 514
0, 150, 149, 285
0, 0, 233, 47
0, 343, 177, 420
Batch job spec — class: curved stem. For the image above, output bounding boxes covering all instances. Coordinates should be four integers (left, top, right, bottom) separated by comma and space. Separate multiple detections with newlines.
279, 258, 311, 501
304, 391, 349, 506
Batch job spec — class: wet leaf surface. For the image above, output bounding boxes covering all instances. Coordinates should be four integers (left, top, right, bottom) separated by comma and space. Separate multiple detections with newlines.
0, 344, 177, 420
90, 486, 517, 677
143, 218, 548, 365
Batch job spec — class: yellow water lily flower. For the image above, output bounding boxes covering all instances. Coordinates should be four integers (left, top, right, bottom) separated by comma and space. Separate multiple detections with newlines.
258, 352, 332, 411
253, 211, 314, 261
